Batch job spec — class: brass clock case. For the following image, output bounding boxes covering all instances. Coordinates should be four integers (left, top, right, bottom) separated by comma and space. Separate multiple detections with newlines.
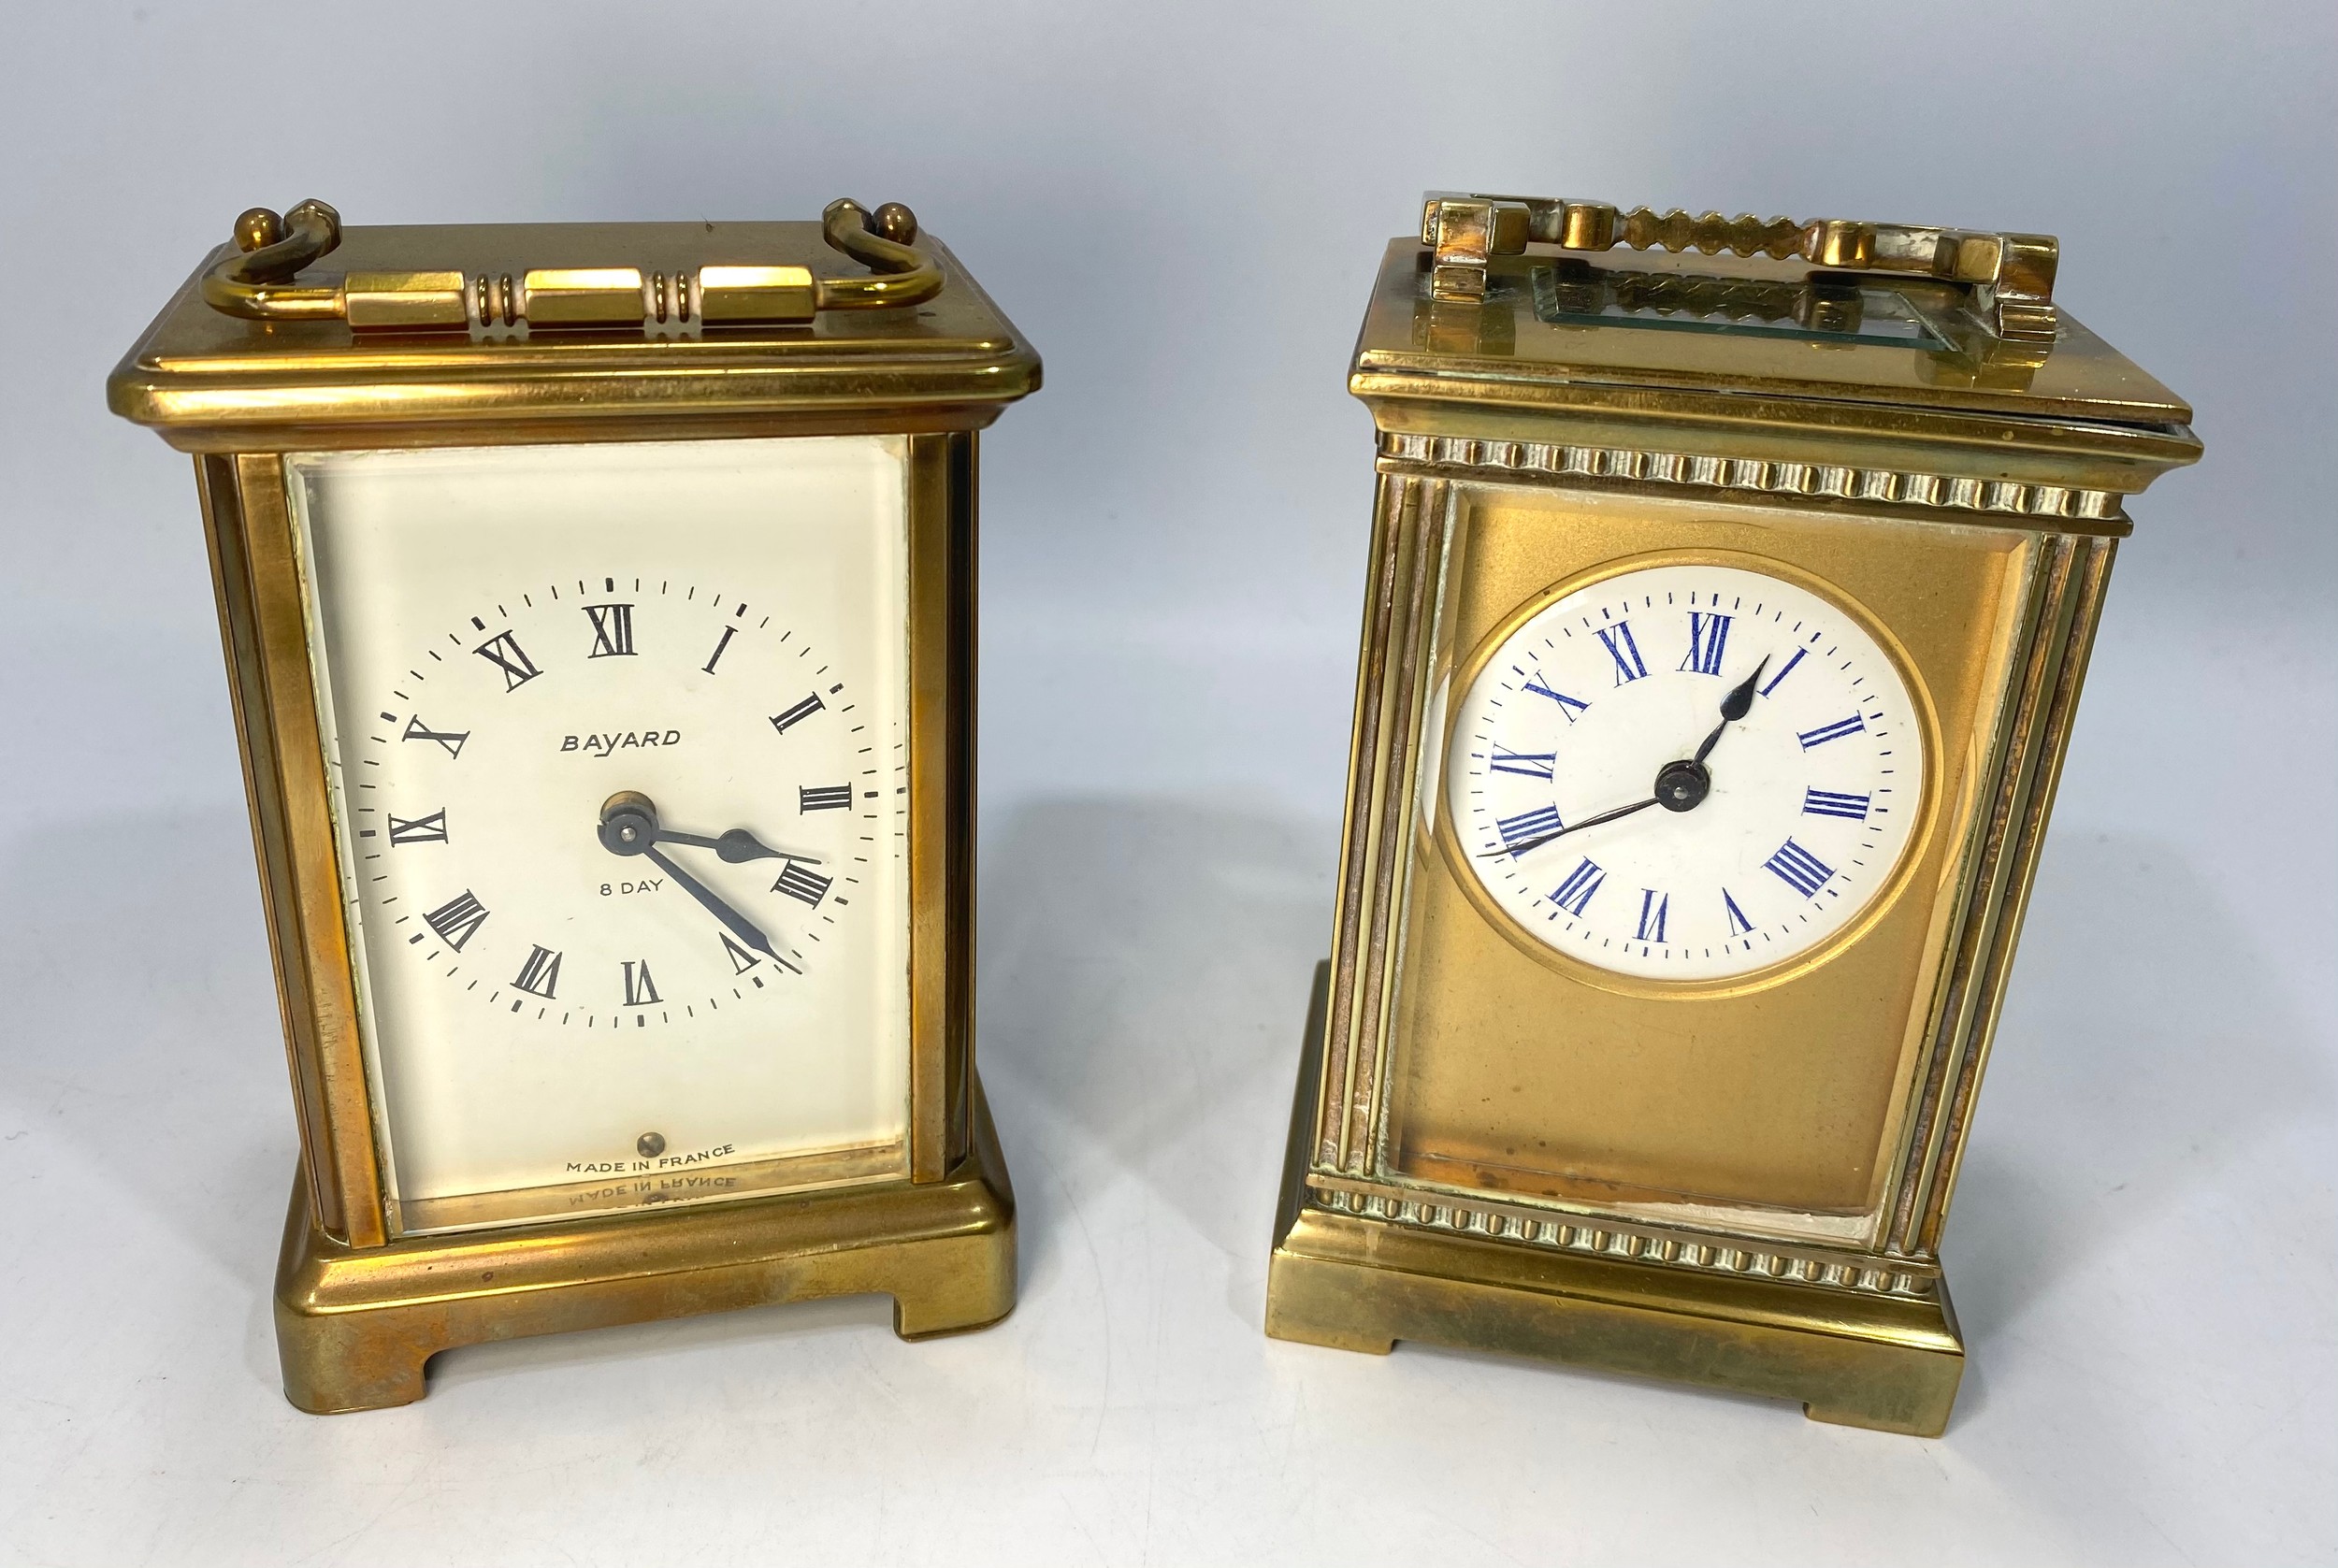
1267, 192, 2202, 1435
109, 201, 1038, 1411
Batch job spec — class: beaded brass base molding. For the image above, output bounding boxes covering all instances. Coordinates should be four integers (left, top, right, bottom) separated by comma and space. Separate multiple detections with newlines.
275, 1073, 1016, 1415
1264, 965, 1965, 1436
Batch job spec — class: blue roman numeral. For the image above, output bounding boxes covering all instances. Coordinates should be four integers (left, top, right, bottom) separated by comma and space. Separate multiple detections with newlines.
1636, 889, 1668, 942
1495, 805, 1564, 852
1803, 787, 1871, 820
1520, 672, 1590, 722
1797, 713, 1867, 749
1763, 838, 1836, 898
1679, 611, 1732, 676
1550, 856, 1606, 915
1595, 622, 1649, 684
1489, 745, 1555, 779
1723, 888, 1754, 935
1758, 646, 1807, 697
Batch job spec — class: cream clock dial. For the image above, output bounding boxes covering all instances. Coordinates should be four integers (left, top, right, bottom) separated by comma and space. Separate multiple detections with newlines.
290, 437, 912, 1226
1445, 560, 1926, 984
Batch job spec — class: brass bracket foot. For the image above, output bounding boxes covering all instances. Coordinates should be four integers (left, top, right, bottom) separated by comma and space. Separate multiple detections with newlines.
1263, 962, 1964, 1436
273, 1072, 1016, 1414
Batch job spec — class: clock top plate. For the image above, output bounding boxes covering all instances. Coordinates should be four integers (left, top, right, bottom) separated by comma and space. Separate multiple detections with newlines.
108, 219, 1041, 447
1351, 238, 2197, 443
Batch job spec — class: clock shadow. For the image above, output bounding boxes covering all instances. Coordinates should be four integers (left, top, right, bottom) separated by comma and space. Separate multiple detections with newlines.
1941, 827, 2328, 1402
977, 795, 1337, 1323
0, 802, 301, 1276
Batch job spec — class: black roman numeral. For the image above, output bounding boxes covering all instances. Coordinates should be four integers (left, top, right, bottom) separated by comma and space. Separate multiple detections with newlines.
703, 626, 739, 674
512, 945, 562, 999
400, 716, 469, 759
473, 630, 541, 692
772, 862, 832, 906
720, 931, 761, 973
770, 693, 825, 734
386, 810, 448, 846
799, 784, 853, 812
622, 959, 661, 1007
423, 889, 488, 951
584, 603, 636, 658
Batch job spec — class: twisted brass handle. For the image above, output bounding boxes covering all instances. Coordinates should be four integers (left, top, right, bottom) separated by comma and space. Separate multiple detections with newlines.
1420, 191, 2058, 341
201, 197, 943, 332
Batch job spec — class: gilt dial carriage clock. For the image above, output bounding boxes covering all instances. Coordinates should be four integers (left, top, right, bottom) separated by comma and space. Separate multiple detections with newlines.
1266, 193, 2200, 1433
109, 196, 1037, 1411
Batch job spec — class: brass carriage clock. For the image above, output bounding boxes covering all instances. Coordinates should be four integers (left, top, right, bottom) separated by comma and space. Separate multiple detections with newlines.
1265, 193, 2199, 1434
108, 197, 1038, 1411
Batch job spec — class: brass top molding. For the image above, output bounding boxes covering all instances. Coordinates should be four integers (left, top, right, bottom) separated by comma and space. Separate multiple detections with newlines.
204, 197, 942, 334
1422, 191, 2058, 341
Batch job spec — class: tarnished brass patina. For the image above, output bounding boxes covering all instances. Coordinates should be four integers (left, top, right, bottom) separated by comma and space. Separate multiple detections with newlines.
109, 199, 1037, 1412
1265, 191, 2199, 1434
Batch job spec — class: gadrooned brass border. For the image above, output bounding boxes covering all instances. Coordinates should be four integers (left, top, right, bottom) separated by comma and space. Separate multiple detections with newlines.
1428, 545, 1946, 1001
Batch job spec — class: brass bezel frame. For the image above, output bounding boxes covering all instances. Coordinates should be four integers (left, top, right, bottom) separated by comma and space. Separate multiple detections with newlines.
1429, 545, 1944, 1001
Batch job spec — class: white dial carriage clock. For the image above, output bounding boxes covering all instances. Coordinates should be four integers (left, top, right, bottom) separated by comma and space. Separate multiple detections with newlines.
108, 197, 1037, 1411
1265, 193, 2200, 1434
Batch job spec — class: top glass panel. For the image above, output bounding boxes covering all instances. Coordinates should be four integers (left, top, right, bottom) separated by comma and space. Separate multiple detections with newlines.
1532, 265, 1947, 350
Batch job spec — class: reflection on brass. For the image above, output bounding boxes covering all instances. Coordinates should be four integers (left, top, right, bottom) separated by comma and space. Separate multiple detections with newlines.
110, 207, 1037, 1410
202, 196, 940, 332
1422, 190, 2059, 340
1269, 192, 2199, 1435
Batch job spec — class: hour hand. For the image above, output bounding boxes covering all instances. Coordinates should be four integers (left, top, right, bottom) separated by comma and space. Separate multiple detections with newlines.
652, 826, 804, 864
1691, 655, 1771, 766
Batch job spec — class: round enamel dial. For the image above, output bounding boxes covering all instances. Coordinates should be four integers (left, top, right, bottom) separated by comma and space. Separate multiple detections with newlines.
360, 576, 885, 1027
1445, 560, 1927, 984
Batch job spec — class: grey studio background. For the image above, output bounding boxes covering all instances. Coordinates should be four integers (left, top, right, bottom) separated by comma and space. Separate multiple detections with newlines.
2, 2, 2331, 1563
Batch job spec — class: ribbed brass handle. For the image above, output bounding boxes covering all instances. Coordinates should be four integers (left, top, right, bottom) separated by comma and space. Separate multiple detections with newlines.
1420, 191, 2058, 342
201, 197, 943, 333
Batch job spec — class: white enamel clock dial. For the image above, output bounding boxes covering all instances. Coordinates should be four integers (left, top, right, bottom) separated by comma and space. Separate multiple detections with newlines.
289, 437, 911, 1227
1444, 560, 1927, 984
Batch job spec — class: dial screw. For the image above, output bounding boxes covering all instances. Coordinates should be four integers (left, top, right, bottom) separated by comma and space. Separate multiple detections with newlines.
637, 1131, 666, 1158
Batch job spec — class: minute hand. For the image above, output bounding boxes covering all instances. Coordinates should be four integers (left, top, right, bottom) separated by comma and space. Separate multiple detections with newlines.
641, 843, 781, 962
1479, 795, 1661, 859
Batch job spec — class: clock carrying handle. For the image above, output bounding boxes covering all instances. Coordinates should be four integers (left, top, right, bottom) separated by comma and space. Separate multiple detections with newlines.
1420, 191, 2059, 341
200, 197, 943, 333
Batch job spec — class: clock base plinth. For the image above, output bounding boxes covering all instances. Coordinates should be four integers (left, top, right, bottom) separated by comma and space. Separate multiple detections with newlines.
1264, 962, 1965, 1437
272, 1072, 1017, 1415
